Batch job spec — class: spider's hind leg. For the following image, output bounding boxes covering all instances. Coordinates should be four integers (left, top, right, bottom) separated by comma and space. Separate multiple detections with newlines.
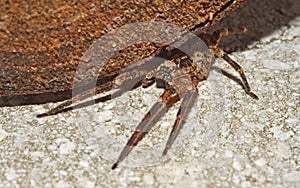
211, 46, 258, 100
208, 27, 258, 99
220, 52, 258, 99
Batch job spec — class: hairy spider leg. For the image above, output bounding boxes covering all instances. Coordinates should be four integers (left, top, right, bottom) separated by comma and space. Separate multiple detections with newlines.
37, 80, 114, 117
221, 53, 258, 99
211, 66, 246, 90
73, 46, 173, 113
112, 56, 198, 169
37, 55, 164, 117
210, 45, 258, 99
162, 87, 198, 155
43, 85, 141, 115
202, 27, 258, 99
47, 65, 162, 115
162, 27, 259, 156
112, 90, 180, 169
161, 59, 201, 156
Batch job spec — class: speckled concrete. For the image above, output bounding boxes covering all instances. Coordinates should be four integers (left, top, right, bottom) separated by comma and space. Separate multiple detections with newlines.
0, 0, 299, 187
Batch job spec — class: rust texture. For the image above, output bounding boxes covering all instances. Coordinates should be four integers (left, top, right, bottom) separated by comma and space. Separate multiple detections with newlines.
0, 0, 245, 106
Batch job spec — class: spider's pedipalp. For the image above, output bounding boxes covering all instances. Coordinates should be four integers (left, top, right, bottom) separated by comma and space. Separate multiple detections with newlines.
199, 27, 247, 47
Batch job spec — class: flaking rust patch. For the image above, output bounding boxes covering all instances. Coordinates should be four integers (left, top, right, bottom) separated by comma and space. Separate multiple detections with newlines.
0, 0, 246, 106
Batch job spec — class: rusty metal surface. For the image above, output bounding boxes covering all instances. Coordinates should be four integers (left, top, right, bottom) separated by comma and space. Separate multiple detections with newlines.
0, 0, 246, 106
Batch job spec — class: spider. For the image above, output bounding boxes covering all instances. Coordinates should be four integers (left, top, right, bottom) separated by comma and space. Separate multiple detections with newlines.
38, 27, 258, 169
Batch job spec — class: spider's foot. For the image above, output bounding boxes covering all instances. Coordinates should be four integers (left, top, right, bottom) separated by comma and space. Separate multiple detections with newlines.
162, 146, 170, 156
37, 112, 51, 118
247, 91, 259, 100
37, 108, 64, 117
111, 162, 119, 170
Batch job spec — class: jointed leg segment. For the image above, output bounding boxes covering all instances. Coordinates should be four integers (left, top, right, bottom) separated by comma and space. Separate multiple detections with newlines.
163, 89, 198, 155
112, 90, 180, 169
221, 53, 258, 99
37, 57, 161, 117
207, 27, 258, 100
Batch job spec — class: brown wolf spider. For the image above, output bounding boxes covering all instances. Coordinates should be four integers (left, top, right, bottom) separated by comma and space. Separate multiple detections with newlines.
38, 27, 258, 169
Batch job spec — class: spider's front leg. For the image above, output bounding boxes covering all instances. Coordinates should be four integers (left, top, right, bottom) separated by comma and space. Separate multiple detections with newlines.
112, 89, 180, 170
163, 80, 198, 155
112, 58, 198, 169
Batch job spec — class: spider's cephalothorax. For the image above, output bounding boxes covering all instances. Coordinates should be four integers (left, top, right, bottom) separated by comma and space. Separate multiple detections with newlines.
38, 27, 258, 169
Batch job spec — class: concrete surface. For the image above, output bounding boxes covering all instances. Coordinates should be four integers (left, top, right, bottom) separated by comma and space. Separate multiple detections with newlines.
0, 0, 299, 187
